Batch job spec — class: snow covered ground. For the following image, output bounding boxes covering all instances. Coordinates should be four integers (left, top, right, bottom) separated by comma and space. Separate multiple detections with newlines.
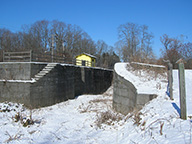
173, 70, 192, 117
0, 63, 192, 144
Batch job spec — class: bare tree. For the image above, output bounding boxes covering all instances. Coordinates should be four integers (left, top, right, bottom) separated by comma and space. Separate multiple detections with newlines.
160, 34, 172, 51
116, 22, 154, 62
180, 42, 192, 59
118, 23, 140, 61
0, 20, 113, 66
96, 40, 108, 55
160, 34, 183, 68
140, 25, 154, 60
51, 20, 67, 53
30, 20, 50, 52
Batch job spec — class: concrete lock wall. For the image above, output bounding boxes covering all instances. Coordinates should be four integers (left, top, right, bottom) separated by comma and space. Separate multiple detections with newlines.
0, 63, 31, 80
0, 63, 113, 108
30, 65, 76, 108
113, 71, 137, 115
0, 82, 31, 106
0, 62, 46, 80
136, 94, 157, 110
113, 70, 157, 115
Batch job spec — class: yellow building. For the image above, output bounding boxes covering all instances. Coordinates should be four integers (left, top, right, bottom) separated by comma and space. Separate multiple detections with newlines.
75, 53, 96, 67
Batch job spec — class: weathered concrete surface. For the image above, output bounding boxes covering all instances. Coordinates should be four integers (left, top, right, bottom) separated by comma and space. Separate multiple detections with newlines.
0, 63, 31, 80
0, 62, 46, 80
0, 82, 31, 106
113, 63, 159, 115
113, 71, 137, 115
0, 63, 113, 108
30, 65, 76, 108
136, 94, 157, 110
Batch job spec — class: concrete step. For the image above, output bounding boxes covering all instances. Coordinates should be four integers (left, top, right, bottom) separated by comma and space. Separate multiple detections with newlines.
41, 71, 50, 74
35, 75, 42, 78
44, 67, 53, 71
40, 70, 50, 73
37, 73, 46, 76
47, 63, 57, 67
33, 63, 57, 82
34, 77, 40, 81
46, 67, 55, 69
41, 70, 50, 73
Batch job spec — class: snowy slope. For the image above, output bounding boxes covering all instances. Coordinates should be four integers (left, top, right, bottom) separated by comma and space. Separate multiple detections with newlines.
0, 63, 192, 144
114, 63, 167, 94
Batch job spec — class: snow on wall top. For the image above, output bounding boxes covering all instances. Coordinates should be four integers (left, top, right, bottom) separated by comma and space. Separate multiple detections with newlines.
131, 62, 166, 68
114, 62, 167, 94
0, 79, 36, 83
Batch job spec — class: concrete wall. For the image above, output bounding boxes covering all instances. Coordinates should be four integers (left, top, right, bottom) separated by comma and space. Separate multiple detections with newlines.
30, 63, 47, 78
113, 71, 137, 115
0, 62, 46, 80
0, 63, 113, 108
136, 94, 157, 110
0, 63, 31, 80
30, 65, 76, 108
113, 70, 158, 115
0, 82, 31, 106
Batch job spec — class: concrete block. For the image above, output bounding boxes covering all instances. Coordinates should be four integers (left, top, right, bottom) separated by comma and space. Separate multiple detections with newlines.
137, 94, 157, 106
113, 95, 134, 107
113, 71, 138, 115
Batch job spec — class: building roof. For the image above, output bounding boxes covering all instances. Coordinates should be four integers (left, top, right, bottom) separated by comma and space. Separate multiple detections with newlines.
76, 52, 97, 59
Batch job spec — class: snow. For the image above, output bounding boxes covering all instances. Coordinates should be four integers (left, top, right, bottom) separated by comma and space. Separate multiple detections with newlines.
60, 63, 113, 71
0, 63, 192, 144
131, 62, 166, 68
173, 70, 192, 117
114, 62, 167, 94
0, 79, 36, 83
82, 52, 97, 59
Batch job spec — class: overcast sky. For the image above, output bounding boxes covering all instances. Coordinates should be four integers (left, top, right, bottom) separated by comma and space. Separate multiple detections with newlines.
0, 0, 192, 58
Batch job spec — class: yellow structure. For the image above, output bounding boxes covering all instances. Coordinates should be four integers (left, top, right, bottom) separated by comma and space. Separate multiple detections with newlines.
75, 53, 96, 67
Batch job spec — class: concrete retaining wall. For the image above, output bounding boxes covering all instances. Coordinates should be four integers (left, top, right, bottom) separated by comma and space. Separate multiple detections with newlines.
0, 63, 31, 80
136, 94, 157, 110
113, 71, 137, 115
0, 63, 113, 108
0, 62, 46, 80
0, 82, 31, 106
113, 69, 157, 115
30, 65, 76, 108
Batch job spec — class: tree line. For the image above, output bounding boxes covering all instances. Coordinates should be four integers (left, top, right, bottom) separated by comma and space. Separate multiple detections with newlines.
159, 34, 192, 68
0, 20, 119, 69
115, 22, 192, 69
0, 20, 192, 69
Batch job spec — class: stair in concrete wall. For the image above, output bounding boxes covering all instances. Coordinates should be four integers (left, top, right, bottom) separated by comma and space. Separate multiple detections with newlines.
34, 63, 57, 81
